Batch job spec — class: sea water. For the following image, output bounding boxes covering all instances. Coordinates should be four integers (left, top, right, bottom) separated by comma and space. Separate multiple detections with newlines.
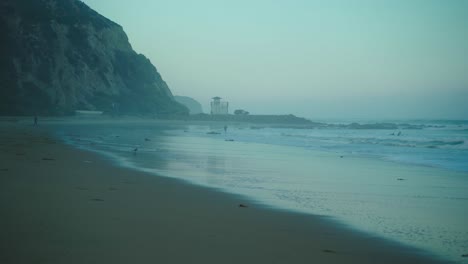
55, 120, 468, 263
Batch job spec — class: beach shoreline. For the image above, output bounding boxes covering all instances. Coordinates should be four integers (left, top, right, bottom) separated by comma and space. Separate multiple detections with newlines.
0, 122, 450, 264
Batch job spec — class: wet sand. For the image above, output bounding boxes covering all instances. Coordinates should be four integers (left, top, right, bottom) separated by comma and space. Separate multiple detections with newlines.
0, 122, 448, 264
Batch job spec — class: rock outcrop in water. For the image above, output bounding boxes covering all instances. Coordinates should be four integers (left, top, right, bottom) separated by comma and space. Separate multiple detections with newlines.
173, 96, 203, 115
0, 0, 188, 116
171, 113, 323, 127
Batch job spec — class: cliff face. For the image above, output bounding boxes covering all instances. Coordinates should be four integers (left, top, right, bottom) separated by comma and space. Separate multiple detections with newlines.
0, 0, 188, 116
174, 96, 203, 115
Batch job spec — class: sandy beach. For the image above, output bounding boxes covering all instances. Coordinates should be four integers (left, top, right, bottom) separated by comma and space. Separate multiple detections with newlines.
0, 121, 449, 264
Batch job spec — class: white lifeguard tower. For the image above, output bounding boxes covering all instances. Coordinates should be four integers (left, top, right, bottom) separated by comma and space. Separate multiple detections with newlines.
210, 97, 229, 115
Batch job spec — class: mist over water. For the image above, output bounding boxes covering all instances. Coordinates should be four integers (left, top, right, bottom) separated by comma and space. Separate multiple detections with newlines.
58, 2, 468, 262
4, 0, 468, 263
55, 119, 468, 263
82, 0, 468, 120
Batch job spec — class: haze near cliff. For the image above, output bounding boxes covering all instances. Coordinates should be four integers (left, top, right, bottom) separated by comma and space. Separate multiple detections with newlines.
83, 0, 468, 119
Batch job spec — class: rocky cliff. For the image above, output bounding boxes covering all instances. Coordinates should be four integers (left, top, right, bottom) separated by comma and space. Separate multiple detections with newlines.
174, 96, 203, 115
0, 0, 188, 116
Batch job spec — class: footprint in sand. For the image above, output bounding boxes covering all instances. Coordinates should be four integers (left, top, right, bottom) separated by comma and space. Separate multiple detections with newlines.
322, 249, 337, 254
90, 198, 104, 202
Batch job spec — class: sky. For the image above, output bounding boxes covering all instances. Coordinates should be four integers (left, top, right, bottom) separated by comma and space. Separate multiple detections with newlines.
82, 0, 468, 120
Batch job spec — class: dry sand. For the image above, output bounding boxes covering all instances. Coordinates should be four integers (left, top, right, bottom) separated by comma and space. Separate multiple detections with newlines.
0, 123, 448, 264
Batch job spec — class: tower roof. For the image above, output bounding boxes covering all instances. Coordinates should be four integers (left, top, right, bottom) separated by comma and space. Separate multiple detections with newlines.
212, 96, 222, 100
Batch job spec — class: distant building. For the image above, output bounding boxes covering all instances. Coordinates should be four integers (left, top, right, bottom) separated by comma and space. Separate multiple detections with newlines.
210, 96, 229, 115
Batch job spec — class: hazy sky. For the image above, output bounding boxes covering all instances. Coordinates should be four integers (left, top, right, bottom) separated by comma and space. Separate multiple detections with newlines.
82, 0, 468, 119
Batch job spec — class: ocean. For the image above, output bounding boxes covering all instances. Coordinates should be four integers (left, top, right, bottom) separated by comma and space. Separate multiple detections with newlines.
55, 119, 468, 263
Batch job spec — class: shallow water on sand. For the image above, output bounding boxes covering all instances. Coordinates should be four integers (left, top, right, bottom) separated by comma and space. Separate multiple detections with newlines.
56, 122, 468, 263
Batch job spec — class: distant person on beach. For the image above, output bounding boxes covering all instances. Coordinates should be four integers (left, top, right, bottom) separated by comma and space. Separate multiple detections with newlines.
224, 125, 228, 134
34, 115, 38, 126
